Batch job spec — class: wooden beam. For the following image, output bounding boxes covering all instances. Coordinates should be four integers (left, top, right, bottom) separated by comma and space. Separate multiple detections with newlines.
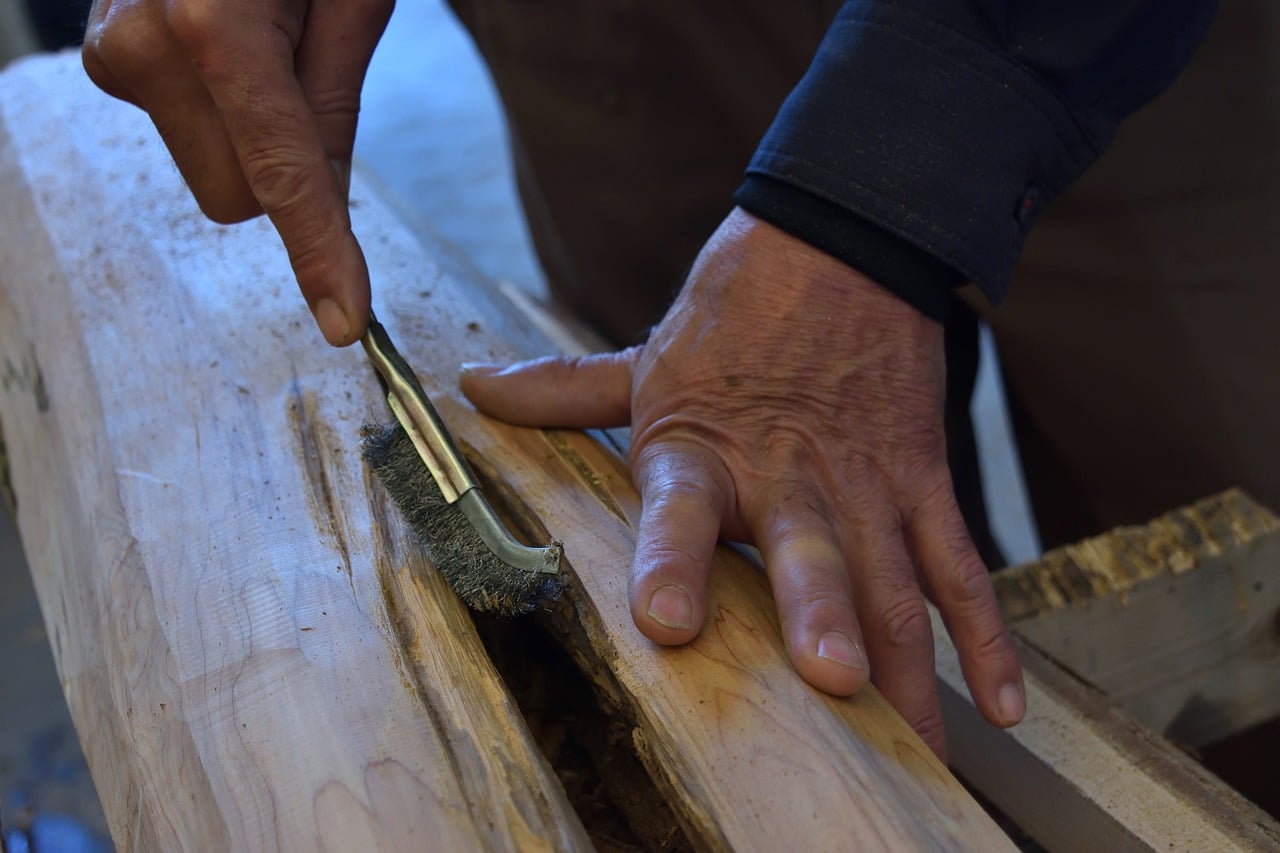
0, 54, 590, 853
935, 605, 1280, 852
994, 490, 1280, 747
0, 52, 1013, 850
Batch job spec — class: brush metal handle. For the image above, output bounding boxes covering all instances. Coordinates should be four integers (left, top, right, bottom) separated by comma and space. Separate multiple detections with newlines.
361, 311, 561, 574
362, 311, 477, 503
340, 171, 558, 574
332, 170, 472, 502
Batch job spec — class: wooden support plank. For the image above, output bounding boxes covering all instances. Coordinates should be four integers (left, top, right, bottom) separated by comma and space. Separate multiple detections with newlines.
994, 490, 1280, 747
0, 52, 1012, 851
935, 606, 1280, 852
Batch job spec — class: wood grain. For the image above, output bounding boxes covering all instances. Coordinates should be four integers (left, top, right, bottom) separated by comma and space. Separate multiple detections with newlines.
0, 51, 1013, 851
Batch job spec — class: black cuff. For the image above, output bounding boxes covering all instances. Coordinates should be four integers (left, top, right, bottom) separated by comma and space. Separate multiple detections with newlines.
745, 3, 1102, 306
735, 175, 963, 323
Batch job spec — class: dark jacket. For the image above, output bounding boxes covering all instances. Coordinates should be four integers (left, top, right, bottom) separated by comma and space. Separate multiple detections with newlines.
735, 0, 1219, 320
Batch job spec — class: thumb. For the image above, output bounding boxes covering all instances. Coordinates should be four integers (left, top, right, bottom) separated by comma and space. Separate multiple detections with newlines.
459, 348, 639, 427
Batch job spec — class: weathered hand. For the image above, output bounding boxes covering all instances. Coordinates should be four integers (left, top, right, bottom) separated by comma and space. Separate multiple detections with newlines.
461, 208, 1024, 758
82, 0, 393, 345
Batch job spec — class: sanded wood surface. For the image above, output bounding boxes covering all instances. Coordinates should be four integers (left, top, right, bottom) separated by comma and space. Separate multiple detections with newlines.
995, 490, 1280, 747
0, 53, 1012, 851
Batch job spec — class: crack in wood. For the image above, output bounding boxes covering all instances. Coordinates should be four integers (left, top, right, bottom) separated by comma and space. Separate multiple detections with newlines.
542, 430, 628, 527
1, 341, 49, 412
287, 384, 351, 580
443, 439, 700, 848
368, 478, 588, 850
0, 420, 13, 517
372, 554, 475, 828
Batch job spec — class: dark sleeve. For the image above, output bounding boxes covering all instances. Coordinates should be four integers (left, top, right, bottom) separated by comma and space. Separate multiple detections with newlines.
733, 0, 1219, 320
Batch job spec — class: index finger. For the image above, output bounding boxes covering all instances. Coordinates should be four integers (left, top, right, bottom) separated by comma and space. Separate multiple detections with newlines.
168, 4, 371, 345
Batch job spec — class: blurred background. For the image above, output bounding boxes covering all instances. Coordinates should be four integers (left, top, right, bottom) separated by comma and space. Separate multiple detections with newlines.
0, 2, 1038, 849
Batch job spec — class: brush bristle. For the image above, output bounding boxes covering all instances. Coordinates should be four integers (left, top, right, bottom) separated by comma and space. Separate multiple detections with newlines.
362, 424, 563, 615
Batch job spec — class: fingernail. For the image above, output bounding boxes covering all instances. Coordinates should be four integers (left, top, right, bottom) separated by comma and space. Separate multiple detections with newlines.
314, 298, 351, 345
460, 362, 505, 377
817, 631, 867, 671
998, 682, 1026, 726
647, 585, 693, 630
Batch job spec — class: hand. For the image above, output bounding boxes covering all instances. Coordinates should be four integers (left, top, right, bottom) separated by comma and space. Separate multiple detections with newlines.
460, 208, 1024, 758
82, 0, 394, 345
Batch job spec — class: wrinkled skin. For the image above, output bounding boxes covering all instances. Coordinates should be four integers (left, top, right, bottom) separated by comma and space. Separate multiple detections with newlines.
83, 0, 1024, 758
462, 210, 1025, 758
82, 0, 393, 344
